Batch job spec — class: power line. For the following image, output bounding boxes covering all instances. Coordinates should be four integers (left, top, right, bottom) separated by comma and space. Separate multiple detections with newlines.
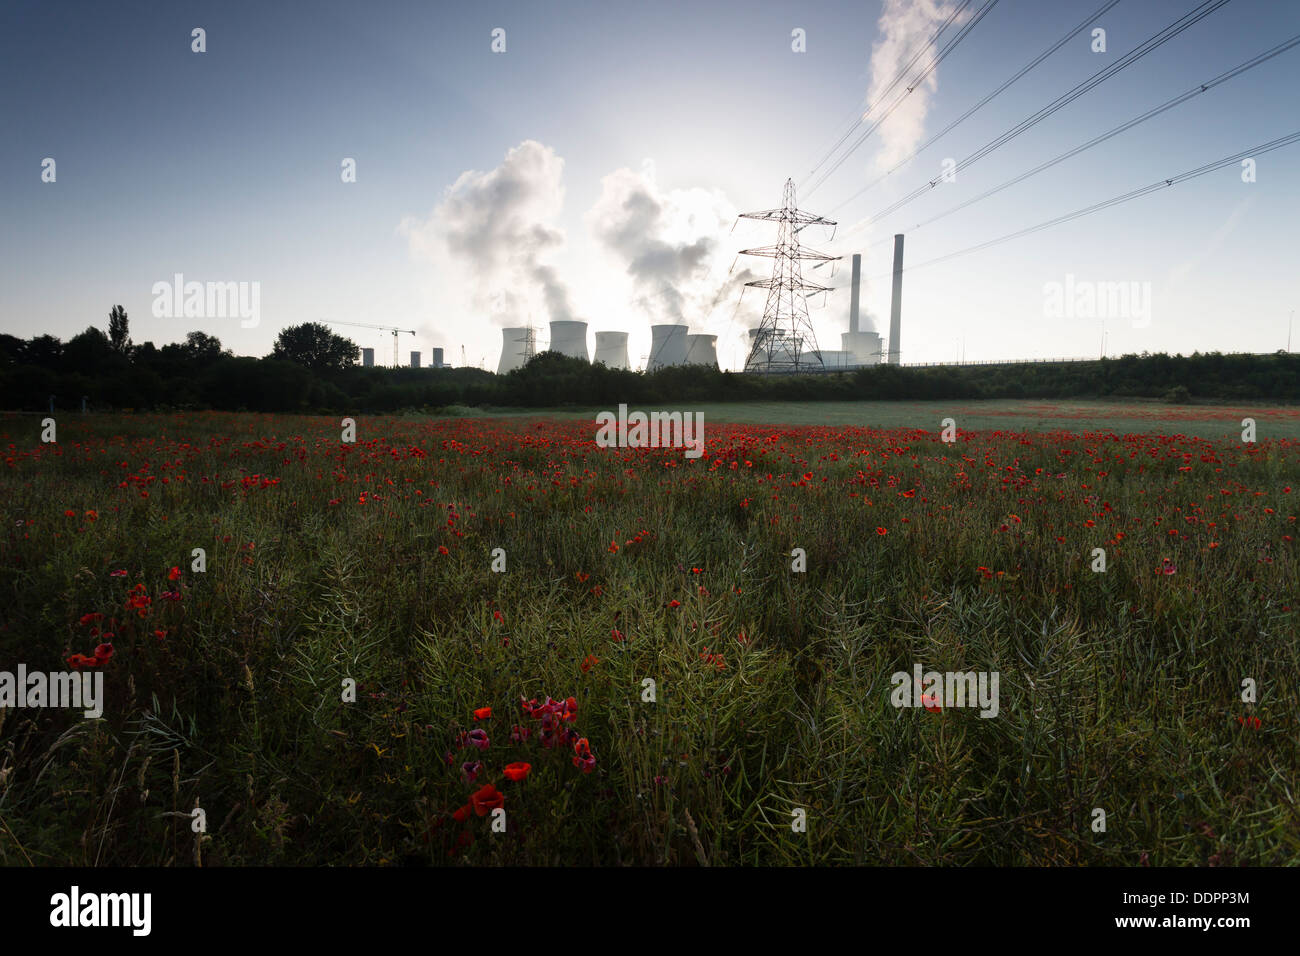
865, 130, 1300, 280
828, 0, 1125, 215
802, 0, 973, 187
803, 0, 1002, 200
864, 0, 1233, 226
835, 32, 1300, 246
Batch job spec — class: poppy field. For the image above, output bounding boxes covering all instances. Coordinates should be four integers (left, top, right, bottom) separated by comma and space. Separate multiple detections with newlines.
1, 408, 1297, 866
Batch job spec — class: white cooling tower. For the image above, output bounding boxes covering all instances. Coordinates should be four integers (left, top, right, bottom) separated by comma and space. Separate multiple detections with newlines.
648, 324, 689, 370
548, 320, 589, 361
593, 331, 629, 369
842, 330, 882, 366
498, 327, 532, 374
685, 334, 719, 368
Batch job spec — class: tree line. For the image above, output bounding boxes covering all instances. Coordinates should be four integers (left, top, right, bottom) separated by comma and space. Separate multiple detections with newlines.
2, 309, 1297, 413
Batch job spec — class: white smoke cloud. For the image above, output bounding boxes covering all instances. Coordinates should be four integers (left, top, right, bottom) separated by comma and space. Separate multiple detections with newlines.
865, 0, 965, 172
400, 140, 577, 328
586, 161, 754, 331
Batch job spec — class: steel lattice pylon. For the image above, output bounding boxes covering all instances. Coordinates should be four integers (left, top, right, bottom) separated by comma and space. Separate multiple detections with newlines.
739, 179, 839, 374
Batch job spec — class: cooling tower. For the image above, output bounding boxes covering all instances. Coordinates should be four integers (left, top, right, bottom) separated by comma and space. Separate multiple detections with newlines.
888, 234, 904, 365
593, 331, 629, 370
432, 347, 444, 368
410, 351, 422, 368
685, 334, 719, 368
548, 320, 589, 361
498, 327, 532, 374
361, 348, 375, 368
842, 330, 882, 366
648, 324, 689, 370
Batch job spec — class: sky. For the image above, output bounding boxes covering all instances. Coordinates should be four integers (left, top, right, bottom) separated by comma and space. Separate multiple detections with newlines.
2, 0, 1298, 371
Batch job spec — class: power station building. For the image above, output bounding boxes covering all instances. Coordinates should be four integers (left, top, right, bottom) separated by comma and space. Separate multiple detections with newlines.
841, 252, 883, 367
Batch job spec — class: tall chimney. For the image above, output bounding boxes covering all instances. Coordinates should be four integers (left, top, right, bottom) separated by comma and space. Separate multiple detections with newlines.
888, 233, 904, 365
849, 253, 862, 334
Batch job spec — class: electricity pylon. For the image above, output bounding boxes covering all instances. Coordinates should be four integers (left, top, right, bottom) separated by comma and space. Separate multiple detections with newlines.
739, 179, 839, 374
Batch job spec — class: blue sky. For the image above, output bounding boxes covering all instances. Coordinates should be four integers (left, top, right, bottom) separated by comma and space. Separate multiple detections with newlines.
3, 0, 1298, 370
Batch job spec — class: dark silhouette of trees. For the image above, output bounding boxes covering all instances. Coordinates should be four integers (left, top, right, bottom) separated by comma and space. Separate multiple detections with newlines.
108, 305, 131, 354
271, 322, 360, 373
181, 331, 230, 364
0, 310, 1298, 413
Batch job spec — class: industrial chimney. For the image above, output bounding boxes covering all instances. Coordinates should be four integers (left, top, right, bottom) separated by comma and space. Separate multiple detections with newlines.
888, 234, 904, 365
849, 253, 861, 334
841, 252, 881, 365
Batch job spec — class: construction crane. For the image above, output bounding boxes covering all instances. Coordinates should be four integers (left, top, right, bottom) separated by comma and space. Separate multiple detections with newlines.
323, 320, 416, 367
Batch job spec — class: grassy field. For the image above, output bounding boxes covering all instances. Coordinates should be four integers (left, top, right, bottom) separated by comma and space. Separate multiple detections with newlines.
1, 404, 1297, 865
453, 398, 1300, 439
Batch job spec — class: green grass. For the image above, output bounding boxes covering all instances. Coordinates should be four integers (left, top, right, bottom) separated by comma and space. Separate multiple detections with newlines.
0, 407, 1296, 866
435, 398, 1300, 440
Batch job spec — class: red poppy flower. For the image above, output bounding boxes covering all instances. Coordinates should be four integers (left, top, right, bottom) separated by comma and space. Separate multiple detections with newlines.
876, 527, 888, 535
167, 566, 181, 581
470, 783, 504, 816
503, 762, 531, 782
473, 706, 492, 720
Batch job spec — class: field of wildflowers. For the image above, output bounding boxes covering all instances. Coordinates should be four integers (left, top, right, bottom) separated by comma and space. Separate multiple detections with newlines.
1, 409, 1296, 865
